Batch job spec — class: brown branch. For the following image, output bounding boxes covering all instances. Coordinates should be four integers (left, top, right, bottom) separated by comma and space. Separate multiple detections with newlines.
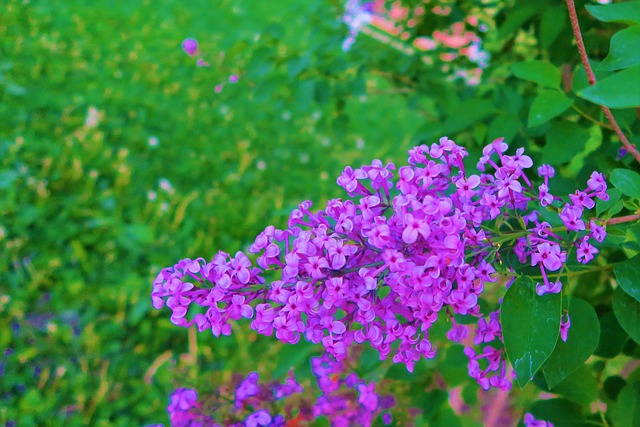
605, 214, 640, 226
566, 0, 640, 164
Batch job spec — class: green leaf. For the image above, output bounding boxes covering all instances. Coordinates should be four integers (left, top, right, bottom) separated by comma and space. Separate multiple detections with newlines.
611, 381, 640, 427
411, 389, 448, 420
610, 168, 640, 198
429, 406, 463, 427
542, 298, 600, 388
487, 113, 522, 143
615, 255, 640, 303
498, 6, 541, 40
600, 26, 640, 71
586, 1, 640, 24
539, 7, 567, 50
572, 60, 613, 93
501, 276, 562, 388
613, 287, 640, 344
548, 364, 598, 405
596, 188, 622, 216
512, 61, 562, 88
0, 169, 19, 189
443, 99, 495, 134
542, 121, 590, 164
528, 90, 574, 127
595, 311, 629, 358
287, 54, 310, 80
412, 122, 444, 145
578, 64, 640, 108
528, 398, 585, 427
439, 345, 470, 386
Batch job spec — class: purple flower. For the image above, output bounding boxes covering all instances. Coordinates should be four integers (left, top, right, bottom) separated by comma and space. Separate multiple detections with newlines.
576, 237, 598, 264
587, 171, 609, 200
560, 204, 586, 232
182, 38, 198, 56
245, 410, 272, 427
537, 164, 555, 178
531, 242, 565, 271
167, 388, 206, 427
536, 280, 562, 296
382, 412, 393, 425
589, 220, 607, 242
357, 381, 379, 411
455, 174, 480, 198
524, 413, 555, 427
236, 372, 260, 407
560, 313, 571, 342
402, 213, 431, 244
569, 190, 595, 209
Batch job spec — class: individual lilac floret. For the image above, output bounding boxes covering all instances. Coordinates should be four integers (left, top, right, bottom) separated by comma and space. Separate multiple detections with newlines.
589, 220, 607, 243
182, 38, 199, 56
576, 236, 598, 264
560, 313, 570, 342
524, 412, 555, 427
245, 410, 271, 427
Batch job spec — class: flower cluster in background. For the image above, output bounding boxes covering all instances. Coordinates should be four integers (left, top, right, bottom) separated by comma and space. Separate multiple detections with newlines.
150, 352, 404, 427
152, 136, 607, 395
341, 0, 492, 85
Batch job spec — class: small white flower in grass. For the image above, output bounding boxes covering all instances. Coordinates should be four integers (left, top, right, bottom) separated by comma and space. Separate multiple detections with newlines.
85, 106, 100, 128
158, 178, 174, 194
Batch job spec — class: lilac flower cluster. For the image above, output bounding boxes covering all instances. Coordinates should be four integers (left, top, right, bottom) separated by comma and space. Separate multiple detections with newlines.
156, 354, 401, 427
164, 387, 212, 427
311, 353, 395, 426
158, 371, 302, 427
152, 136, 607, 391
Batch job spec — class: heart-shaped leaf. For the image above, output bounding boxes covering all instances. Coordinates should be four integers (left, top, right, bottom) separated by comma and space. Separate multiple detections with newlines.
578, 64, 640, 109
501, 276, 562, 388
610, 169, 640, 199
528, 90, 573, 127
542, 298, 600, 388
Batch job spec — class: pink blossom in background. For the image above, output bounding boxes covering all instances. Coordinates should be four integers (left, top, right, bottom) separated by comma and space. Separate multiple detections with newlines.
413, 36, 437, 51
389, 2, 409, 20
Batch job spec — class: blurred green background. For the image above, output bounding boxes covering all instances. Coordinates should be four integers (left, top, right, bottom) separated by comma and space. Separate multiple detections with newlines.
0, 0, 424, 424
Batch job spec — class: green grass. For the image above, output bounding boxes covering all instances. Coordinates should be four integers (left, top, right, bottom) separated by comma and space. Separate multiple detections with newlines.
0, 0, 425, 424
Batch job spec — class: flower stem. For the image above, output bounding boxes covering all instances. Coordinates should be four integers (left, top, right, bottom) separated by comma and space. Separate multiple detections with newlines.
565, 0, 640, 164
